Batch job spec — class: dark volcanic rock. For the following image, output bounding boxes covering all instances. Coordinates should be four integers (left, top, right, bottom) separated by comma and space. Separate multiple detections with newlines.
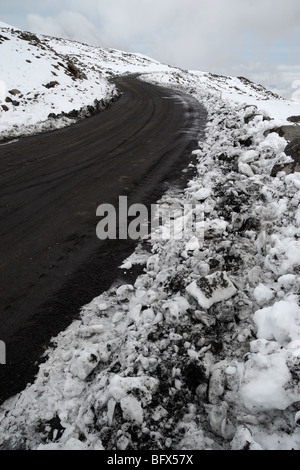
238, 137, 253, 147
287, 115, 300, 123
183, 361, 207, 393
285, 138, 300, 170
19, 31, 41, 46
265, 125, 300, 142
271, 137, 300, 176
9, 89, 21, 96
67, 61, 87, 80
43, 81, 59, 89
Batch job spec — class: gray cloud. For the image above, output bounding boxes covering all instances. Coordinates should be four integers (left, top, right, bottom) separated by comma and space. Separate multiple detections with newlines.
19, 0, 300, 98
24, 1, 300, 66
27, 11, 108, 46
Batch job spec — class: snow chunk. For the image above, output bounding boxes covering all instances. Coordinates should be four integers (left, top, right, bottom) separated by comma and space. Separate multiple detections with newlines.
70, 345, 100, 380
37, 438, 88, 450
286, 241, 300, 266
250, 339, 282, 355
193, 187, 212, 201
116, 284, 134, 301
278, 274, 296, 290
186, 236, 200, 252
253, 283, 275, 306
259, 133, 287, 153
120, 396, 144, 425
231, 427, 263, 451
198, 218, 228, 238
254, 300, 300, 345
207, 402, 235, 440
208, 368, 225, 404
107, 375, 158, 403
163, 297, 190, 325
239, 150, 258, 164
186, 272, 237, 309
77, 325, 104, 339
152, 406, 168, 422
265, 239, 300, 276
238, 162, 254, 177
240, 350, 299, 411
63, 377, 86, 398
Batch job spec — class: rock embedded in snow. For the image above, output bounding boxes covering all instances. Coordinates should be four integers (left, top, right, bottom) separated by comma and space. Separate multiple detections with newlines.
8, 88, 21, 96
186, 271, 237, 310
193, 310, 216, 326
295, 411, 300, 425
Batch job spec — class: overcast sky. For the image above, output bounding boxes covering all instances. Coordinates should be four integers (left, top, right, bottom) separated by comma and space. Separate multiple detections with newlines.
2, 0, 300, 99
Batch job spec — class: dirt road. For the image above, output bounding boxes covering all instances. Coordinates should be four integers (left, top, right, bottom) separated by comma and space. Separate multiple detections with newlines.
0, 76, 207, 402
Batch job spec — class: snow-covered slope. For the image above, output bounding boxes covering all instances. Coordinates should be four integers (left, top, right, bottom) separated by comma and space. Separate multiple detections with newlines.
1, 26, 300, 451
1, 24, 298, 142
0, 26, 175, 141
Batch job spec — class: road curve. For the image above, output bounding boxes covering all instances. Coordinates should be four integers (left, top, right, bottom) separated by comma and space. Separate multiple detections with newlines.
0, 76, 207, 402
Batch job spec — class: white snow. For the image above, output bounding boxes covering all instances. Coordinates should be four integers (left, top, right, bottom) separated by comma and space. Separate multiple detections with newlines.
240, 348, 300, 411
1, 24, 300, 451
253, 284, 275, 306
253, 301, 300, 345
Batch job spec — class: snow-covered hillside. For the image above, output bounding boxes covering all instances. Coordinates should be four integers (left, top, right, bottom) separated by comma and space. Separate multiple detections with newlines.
1, 25, 300, 451
0, 25, 175, 142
